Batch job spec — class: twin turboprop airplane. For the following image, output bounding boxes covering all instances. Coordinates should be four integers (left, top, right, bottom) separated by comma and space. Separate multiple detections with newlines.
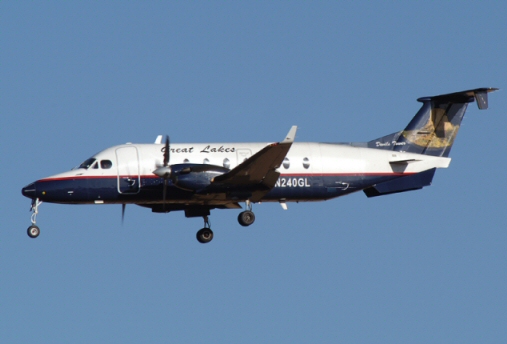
22, 88, 497, 243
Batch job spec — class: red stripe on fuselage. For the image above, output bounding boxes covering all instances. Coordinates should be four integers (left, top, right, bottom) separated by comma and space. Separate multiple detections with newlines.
279, 172, 416, 177
38, 175, 118, 182
38, 172, 415, 183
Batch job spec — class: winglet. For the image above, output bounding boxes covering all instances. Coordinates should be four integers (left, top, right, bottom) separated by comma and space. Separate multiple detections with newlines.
283, 126, 298, 143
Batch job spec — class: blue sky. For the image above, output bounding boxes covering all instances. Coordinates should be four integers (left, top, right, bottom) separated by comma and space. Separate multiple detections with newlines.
2, 2, 506, 343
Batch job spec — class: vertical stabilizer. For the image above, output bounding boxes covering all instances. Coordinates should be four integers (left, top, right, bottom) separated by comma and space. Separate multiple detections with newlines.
369, 88, 498, 157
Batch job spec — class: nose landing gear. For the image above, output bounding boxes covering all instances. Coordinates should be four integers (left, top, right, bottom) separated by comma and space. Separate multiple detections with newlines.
27, 198, 42, 238
196, 216, 213, 244
27, 225, 40, 238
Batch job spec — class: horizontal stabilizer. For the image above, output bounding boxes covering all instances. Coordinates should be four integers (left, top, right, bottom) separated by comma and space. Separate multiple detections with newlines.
418, 87, 498, 110
363, 168, 436, 198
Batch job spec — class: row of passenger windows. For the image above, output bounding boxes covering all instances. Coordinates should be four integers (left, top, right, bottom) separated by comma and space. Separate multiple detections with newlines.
77, 157, 311, 170
200, 157, 310, 169
283, 157, 310, 169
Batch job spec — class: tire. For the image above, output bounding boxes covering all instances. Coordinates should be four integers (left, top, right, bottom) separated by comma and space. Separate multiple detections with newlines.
238, 211, 255, 227
196, 228, 213, 244
27, 225, 40, 238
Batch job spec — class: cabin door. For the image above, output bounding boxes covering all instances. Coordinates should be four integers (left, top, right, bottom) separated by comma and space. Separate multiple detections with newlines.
115, 146, 140, 194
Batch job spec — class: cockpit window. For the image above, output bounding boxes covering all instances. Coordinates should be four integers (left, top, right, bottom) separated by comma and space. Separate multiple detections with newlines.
101, 160, 112, 169
91, 161, 99, 169
78, 158, 96, 169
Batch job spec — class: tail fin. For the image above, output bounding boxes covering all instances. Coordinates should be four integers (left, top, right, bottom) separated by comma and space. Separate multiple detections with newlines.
369, 88, 498, 157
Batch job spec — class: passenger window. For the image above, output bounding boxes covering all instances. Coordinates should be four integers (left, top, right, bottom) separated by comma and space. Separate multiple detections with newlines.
303, 157, 310, 169
223, 158, 230, 169
101, 160, 112, 169
283, 157, 290, 169
203, 158, 209, 164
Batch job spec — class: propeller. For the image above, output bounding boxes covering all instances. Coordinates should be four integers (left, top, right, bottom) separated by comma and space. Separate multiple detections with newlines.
153, 136, 172, 211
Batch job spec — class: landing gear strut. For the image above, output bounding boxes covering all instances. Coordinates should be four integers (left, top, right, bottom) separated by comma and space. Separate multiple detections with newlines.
27, 198, 42, 238
238, 200, 255, 227
196, 216, 213, 244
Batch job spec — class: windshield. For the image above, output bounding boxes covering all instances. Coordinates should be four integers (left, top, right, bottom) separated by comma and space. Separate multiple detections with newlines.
77, 158, 96, 170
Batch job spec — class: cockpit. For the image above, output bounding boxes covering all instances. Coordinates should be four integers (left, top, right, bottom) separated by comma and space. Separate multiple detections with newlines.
74, 158, 113, 170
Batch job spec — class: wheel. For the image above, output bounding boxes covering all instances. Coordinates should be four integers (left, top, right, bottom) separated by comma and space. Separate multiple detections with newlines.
196, 228, 214, 244
27, 225, 40, 238
238, 211, 255, 227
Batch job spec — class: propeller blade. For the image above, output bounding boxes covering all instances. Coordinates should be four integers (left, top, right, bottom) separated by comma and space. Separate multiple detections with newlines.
121, 203, 126, 224
160, 135, 170, 212
163, 179, 168, 212
163, 136, 170, 166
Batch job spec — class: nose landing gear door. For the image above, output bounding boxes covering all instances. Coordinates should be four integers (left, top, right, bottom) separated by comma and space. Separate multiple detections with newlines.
115, 146, 140, 194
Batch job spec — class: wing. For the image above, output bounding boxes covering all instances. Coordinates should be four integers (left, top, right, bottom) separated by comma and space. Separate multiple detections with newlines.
209, 126, 297, 202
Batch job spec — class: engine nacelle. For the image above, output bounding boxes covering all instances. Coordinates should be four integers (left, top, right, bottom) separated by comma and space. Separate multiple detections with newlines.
170, 163, 229, 192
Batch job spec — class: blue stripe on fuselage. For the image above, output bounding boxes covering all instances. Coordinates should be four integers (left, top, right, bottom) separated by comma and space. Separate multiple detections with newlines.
265, 173, 409, 200
33, 173, 412, 204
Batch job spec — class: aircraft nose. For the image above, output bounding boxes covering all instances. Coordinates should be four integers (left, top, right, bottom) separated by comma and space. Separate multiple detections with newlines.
22, 182, 36, 199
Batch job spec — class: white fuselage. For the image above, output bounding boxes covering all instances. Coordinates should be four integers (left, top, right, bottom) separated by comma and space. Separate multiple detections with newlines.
34, 141, 450, 206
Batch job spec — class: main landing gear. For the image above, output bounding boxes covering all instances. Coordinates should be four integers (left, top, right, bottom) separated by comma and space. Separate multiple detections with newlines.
238, 200, 255, 227
196, 216, 214, 244
238, 210, 255, 226
27, 198, 42, 238
194, 201, 256, 244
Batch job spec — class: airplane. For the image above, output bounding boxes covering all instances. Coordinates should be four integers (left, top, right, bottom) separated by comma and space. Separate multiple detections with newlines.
22, 88, 497, 243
